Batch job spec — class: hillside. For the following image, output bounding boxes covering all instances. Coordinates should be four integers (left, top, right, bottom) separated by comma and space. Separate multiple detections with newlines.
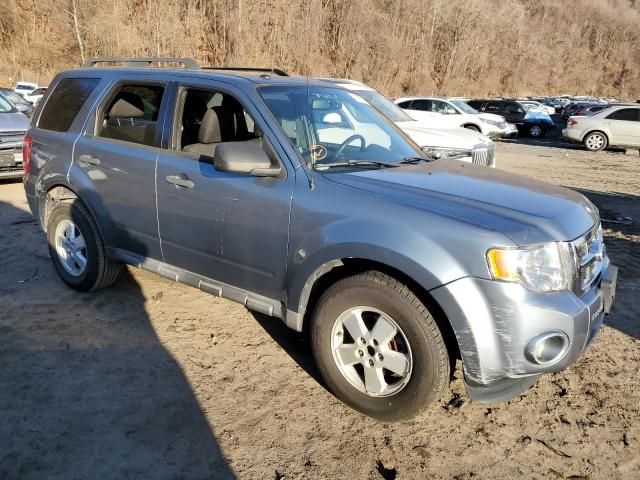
2, 0, 640, 98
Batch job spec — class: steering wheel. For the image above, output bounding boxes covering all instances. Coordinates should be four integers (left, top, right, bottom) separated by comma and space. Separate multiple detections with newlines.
334, 134, 366, 159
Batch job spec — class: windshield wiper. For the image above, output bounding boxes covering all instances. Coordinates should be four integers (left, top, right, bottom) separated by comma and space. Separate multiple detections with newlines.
398, 156, 433, 164
315, 159, 399, 170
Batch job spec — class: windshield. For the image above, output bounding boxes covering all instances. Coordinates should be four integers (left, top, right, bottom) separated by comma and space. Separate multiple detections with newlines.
0, 94, 16, 113
1, 89, 28, 105
259, 85, 423, 170
450, 99, 478, 114
352, 89, 413, 123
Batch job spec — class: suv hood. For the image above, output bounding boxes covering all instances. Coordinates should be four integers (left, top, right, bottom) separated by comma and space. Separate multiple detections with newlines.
396, 121, 489, 149
326, 160, 597, 245
0, 112, 30, 132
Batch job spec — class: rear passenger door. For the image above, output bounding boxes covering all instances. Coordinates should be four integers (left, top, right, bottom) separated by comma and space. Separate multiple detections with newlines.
72, 77, 171, 260
154, 79, 295, 301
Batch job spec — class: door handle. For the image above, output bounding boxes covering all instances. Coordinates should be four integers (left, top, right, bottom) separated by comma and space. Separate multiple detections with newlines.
78, 154, 100, 166
165, 174, 195, 189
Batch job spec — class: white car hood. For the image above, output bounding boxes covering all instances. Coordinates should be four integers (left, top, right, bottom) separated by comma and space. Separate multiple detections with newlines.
396, 121, 490, 149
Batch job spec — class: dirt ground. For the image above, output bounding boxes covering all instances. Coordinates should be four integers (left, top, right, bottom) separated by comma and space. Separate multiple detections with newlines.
1, 136, 639, 480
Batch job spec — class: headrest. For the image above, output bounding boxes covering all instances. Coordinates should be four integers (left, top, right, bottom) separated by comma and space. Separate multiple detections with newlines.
109, 92, 145, 118
198, 108, 221, 144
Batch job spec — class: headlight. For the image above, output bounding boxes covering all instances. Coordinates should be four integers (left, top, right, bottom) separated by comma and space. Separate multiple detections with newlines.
480, 118, 501, 127
487, 243, 575, 293
422, 146, 470, 159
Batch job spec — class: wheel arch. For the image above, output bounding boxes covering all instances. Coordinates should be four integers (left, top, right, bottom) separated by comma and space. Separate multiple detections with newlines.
462, 123, 481, 132
582, 129, 609, 145
290, 256, 461, 364
40, 184, 110, 253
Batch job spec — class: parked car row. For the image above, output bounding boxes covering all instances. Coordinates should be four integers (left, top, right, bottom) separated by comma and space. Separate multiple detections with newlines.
0, 92, 30, 179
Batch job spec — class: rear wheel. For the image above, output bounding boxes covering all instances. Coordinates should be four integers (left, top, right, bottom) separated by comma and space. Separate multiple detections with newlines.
311, 271, 450, 422
528, 124, 545, 138
47, 200, 121, 292
583, 131, 607, 152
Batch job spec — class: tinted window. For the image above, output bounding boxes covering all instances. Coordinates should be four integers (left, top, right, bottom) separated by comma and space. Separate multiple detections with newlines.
397, 101, 413, 109
466, 100, 483, 110
484, 101, 502, 113
606, 108, 639, 121
98, 84, 165, 146
410, 99, 431, 111
504, 102, 522, 114
39, 78, 100, 132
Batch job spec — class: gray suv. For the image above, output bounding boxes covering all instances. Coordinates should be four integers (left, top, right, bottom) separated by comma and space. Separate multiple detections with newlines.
23, 58, 617, 421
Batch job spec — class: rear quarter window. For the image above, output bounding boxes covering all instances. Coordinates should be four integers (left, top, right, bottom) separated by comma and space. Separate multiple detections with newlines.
38, 78, 100, 132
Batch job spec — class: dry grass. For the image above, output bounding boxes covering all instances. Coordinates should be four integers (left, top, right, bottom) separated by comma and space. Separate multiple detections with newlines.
2, 0, 640, 98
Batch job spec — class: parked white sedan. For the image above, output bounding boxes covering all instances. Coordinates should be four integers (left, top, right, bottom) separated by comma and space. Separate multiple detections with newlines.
394, 96, 517, 139
317, 80, 497, 167
563, 104, 640, 151
22, 87, 47, 106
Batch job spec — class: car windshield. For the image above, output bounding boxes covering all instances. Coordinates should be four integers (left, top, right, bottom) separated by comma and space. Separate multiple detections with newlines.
260, 85, 424, 170
351, 89, 413, 123
450, 99, 478, 114
0, 94, 16, 113
1, 89, 28, 105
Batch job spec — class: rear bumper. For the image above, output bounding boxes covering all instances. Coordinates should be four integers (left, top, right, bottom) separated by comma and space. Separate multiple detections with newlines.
430, 260, 617, 403
562, 128, 583, 143
0, 149, 23, 179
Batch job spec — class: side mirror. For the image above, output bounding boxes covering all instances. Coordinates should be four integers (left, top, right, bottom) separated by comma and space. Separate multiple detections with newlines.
214, 141, 281, 177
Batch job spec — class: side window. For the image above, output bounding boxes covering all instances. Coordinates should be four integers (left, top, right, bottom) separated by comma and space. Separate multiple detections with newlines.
38, 78, 100, 132
397, 101, 413, 109
433, 100, 457, 114
410, 99, 431, 111
504, 102, 522, 114
606, 108, 639, 121
466, 100, 482, 110
98, 84, 165, 146
177, 88, 262, 157
484, 101, 502, 113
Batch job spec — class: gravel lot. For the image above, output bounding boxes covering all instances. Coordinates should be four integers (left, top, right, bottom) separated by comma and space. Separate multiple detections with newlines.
0, 137, 639, 480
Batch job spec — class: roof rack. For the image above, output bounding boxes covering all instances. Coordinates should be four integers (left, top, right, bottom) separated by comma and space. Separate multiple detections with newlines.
83, 57, 200, 69
202, 66, 289, 77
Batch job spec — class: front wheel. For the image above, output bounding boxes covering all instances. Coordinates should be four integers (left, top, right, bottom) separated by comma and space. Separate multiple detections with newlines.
463, 124, 481, 133
311, 271, 450, 422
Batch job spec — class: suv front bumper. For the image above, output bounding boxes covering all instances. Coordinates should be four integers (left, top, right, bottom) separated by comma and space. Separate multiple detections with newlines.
430, 261, 617, 402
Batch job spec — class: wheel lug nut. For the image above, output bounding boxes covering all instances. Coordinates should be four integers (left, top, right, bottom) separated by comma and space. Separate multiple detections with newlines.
377, 353, 384, 361
373, 339, 379, 346
358, 350, 364, 357
368, 359, 374, 366
358, 337, 365, 345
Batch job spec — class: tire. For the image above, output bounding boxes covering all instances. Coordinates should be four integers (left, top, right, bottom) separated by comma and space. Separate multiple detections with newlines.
311, 271, 450, 422
463, 124, 481, 133
47, 200, 121, 292
583, 131, 607, 152
528, 124, 545, 138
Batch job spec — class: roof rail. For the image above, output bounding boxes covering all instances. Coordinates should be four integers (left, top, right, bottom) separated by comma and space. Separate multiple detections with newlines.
202, 66, 289, 77
83, 57, 200, 69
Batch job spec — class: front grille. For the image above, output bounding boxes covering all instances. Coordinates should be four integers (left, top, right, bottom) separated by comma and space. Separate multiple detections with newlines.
571, 223, 604, 295
471, 143, 495, 167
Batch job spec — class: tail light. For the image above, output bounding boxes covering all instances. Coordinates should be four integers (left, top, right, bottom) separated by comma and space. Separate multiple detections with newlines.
22, 135, 32, 173
568, 118, 578, 126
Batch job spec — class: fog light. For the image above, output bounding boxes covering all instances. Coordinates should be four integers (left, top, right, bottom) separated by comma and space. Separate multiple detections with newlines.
525, 331, 569, 365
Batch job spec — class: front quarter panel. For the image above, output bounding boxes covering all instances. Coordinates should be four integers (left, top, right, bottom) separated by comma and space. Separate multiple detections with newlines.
285, 172, 514, 316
